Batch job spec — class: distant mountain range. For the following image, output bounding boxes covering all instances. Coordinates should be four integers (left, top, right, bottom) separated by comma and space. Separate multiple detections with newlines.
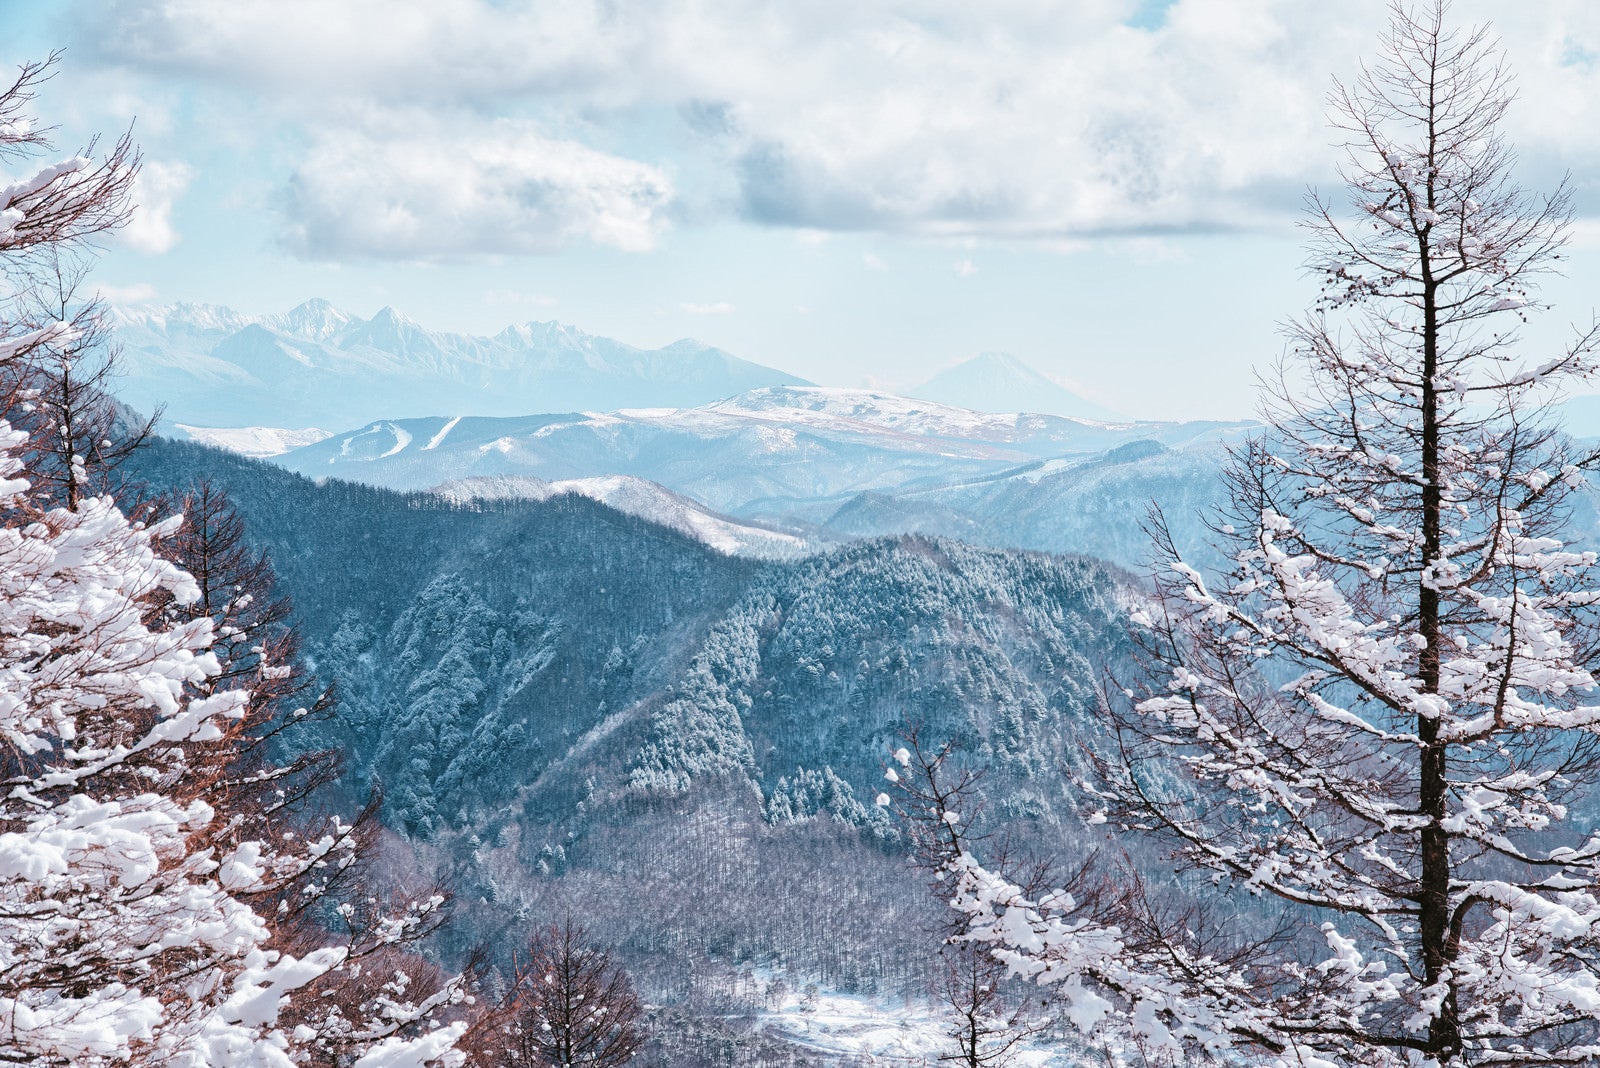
115, 298, 1148, 434
125, 298, 1265, 566
273, 388, 1247, 507
249, 385, 1252, 566
112, 299, 810, 427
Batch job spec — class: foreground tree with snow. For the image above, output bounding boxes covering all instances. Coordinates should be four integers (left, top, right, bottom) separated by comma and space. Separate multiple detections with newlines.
885, 734, 1049, 1068
0, 55, 468, 1067
949, 4, 1600, 1066
465, 920, 641, 1068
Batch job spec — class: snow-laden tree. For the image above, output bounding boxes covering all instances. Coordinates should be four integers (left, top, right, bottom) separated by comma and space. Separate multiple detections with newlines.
0, 54, 469, 1067
5, 253, 159, 511
947, 5, 1600, 1066
150, 478, 475, 1068
885, 734, 1050, 1068
0, 416, 454, 1065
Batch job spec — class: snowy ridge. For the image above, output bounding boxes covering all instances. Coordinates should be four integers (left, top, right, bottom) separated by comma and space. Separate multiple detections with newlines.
700, 384, 1126, 441
275, 391, 1254, 528
172, 424, 333, 458
431, 474, 816, 559
110, 298, 810, 428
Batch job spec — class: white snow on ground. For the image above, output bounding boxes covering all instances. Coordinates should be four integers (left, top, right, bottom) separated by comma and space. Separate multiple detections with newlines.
479, 436, 521, 455
335, 421, 416, 461
377, 421, 413, 458
703, 386, 1122, 440
433, 473, 812, 559
756, 986, 1069, 1066
173, 424, 333, 458
423, 415, 462, 450
1012, 457, 1076, 482
492, 386, 1149, 463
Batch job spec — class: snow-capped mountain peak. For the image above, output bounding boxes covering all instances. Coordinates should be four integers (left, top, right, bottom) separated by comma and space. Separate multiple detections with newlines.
111, 300, 259, 336
112, 300, 812, 428
267, 297, 355, 340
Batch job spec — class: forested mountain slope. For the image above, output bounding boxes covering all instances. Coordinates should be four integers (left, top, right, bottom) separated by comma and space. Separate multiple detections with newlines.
125, 439, 1132, 1047
126, 441, 760, 821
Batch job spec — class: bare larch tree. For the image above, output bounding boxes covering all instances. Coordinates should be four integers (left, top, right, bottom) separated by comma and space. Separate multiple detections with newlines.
472, 920, 643, 1068
946, 5, 1600, 1066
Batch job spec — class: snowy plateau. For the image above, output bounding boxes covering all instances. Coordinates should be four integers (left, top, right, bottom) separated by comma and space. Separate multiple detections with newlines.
264, 387, 1250, 566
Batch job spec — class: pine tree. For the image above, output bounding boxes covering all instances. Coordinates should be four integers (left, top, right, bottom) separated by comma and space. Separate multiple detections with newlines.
948, 5, 1600, 1065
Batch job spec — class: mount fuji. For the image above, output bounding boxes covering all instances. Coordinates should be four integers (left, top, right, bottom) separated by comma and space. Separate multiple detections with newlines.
909, 351, 1123, 421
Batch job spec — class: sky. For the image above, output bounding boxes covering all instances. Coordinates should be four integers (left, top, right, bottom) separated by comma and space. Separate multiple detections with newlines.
5, 0, 1600, 420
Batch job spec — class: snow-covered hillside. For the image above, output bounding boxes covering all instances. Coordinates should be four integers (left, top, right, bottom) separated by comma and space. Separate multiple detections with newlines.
432, 474, 815, 559
172, 424, 333, 458
703, 384, 1121, 447
112, 298, 810, 428
273, 387, 1251, 516
256, 386, 1254, 565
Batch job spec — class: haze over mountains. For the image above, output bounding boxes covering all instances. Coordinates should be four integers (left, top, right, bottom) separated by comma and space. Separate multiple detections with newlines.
910, 351, 1123, 421
113, 299, 1128, 429
265, 387, 1247, 566
112, 299, 812, 427
111, 298, 1257, 565
106, 296, 1600, 1065
277, 387, 1240, 501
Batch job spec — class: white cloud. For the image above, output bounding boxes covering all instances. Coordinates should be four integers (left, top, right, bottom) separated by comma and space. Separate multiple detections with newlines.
681, 301, 735, 315
94, 282, 159, 304
953, 258, 977, 277
280, 118, 672, 261
862, 252, 887, 271
119, 160, 192, 254
1568, 220, 1600, 249
75, 0, 1600, 243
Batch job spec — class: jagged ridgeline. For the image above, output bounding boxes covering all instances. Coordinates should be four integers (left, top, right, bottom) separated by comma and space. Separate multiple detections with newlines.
126, 439, 1132, 1006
